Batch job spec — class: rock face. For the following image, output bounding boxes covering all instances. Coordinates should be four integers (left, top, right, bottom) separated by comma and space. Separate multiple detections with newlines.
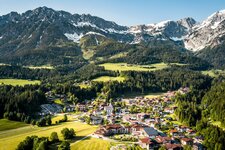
129, 18, 196, 43
184, 10, 225, 51
0, 6, 133, 57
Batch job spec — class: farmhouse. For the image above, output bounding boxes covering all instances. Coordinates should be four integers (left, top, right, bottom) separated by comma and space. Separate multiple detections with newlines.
139, 137, 158, 150
90, 115, 103, 125
141, 127, 159, 138
104, 103, 114, 116
155, 136, 172, 144
165, 143, 182, 150
180, 138, 193, 146
94, 124, 131, 136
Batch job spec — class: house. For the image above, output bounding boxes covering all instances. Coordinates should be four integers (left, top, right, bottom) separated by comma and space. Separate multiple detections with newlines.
139, 137, 158, 150
94, 124, 131, 136
137, 113, 150, 121
176, 126, 188, 132
141, 127, 159, 138
76, 104, 86, 112
193, 136, 204, 143
165, 143, 182, 150
155, 136, 172, 144
104, 103, 114, 116
170, 129, 179, 136
193, 143, 204, 150
187, 129, 196, 136
164, 107, 174, 114
131, 124, 147, 132
180, 138, 193, 146
90, 115, 103, 125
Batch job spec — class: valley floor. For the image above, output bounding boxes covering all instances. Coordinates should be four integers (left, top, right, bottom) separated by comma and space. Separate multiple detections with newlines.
0, 120, 97, 150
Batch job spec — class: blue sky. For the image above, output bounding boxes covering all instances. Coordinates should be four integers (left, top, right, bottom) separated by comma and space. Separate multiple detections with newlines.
0, 0, 225, 26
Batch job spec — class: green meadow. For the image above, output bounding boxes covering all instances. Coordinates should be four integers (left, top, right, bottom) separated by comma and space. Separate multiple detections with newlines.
99, 62, 184, 72
0, 79, 40, 86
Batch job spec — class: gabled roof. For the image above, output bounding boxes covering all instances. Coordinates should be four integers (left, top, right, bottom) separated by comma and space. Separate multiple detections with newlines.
181, 138, 193, 142
140, 137, 152, 144
165, 143, 182, 149
143, 127, 158, 136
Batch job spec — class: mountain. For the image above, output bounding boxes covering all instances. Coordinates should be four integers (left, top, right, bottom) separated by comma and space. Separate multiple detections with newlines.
0, 7, 224, 69
184, 10, 225, 51
129, 17, 196, 43
0, 7, 133, 65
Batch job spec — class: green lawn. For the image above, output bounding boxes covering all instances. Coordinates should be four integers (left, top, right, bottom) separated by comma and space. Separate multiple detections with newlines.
99, 63, 181, 72
0, 119, 29, 131
92, 76, 126, 82
0, 121, 98, 150
71, 137, 111, 150
0, 79, 41, 86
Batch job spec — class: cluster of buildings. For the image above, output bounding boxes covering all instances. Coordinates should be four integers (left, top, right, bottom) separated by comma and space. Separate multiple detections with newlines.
39, 91, 76, 115
91, 87, 204, 150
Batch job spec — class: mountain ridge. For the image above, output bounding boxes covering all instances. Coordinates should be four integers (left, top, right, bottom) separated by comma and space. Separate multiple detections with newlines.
0, 6, 225, 69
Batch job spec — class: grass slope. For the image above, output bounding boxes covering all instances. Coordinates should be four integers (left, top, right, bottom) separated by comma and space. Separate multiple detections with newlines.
92, 76, 125, 82
71, 137, 111, 150
0, 79, 40, 86
202, 69, 225, 77
0, 121, 98, 150
99, 63, 171, 72
123, 92, 164, 99
0, 119, 28, 131
24, 65, 54, 70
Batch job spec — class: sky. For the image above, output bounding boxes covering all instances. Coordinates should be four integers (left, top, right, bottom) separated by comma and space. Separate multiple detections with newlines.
0, 0, 225, 26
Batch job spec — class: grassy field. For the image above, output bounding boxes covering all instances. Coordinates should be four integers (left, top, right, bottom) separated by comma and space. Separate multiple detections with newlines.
92, 76, 126, 82
71, 137, 111, 150
99, 63, 177, 72
0, 79, 41, 86
0, 121, 98, 150
202, 69, 225, 77
123, 92, 164, 99
78, 83, 91, 89
144, 92, 165, 99
24, 65, 54, 70
0, 119, 29, 131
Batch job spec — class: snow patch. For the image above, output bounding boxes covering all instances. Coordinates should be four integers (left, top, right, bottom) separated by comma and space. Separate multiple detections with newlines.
106, 28, 127, 34
155, 20, 171, 29
73, 22, 98, 28
0, 36, 3, 40
28, 34, 32, 39
170, 36, 184, 41
211, 21, 221, 29
64, 33, 83, 43
85, 32, 105, 37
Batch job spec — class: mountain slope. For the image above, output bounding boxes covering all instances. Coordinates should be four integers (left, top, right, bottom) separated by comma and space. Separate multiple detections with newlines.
129, 18, 196, 43
184, 10, 225, 51
0, 7, 224, 69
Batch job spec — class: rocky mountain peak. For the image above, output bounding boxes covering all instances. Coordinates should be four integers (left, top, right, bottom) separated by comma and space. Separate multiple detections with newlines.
177, 17, 196, 30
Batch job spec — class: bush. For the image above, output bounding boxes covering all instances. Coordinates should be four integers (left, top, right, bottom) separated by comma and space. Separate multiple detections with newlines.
61, 128, 75, 140
50, 132, 59, 143
58, 141, 70, 150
